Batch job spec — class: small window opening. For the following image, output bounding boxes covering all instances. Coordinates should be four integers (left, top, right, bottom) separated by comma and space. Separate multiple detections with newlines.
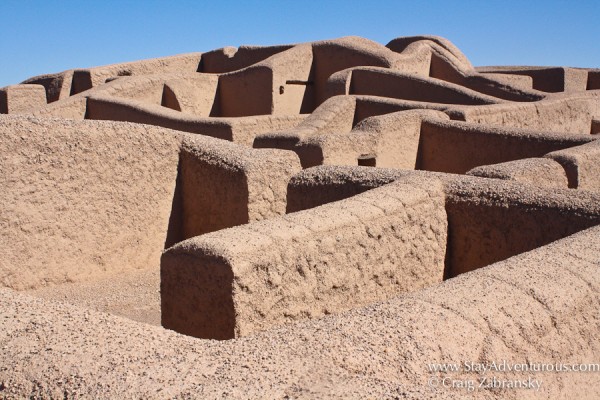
358, 154, 376, 167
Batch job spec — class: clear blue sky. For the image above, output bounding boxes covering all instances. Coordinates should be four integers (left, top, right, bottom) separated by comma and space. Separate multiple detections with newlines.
1, 0, 598, 87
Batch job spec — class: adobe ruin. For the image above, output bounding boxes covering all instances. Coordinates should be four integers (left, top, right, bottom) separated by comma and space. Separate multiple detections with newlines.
1, 35, 600, 398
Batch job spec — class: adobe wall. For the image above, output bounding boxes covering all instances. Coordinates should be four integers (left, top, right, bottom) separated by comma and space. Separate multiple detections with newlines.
253, 95, 357, 160
161, 178, 447, 339
3, 225, 600, 398
479, 72, 534, 90
352, 95, 451, 123
199, 45, 292, 73
21, 70, 74, 103
295, 110, 447, 168
87, 94, 306, 146
160, 74, 219, 115
476, 66, 589, 92
218, 44, 315, 117
387, 37, 545, 102
0, 84, 47, 114
418, 118, 593, 173
218, 66, 273, 116
0, 116, 182, 290
4, 34, 600, 398
443, 177, 600, 277
268, 44, 315, 114
177, 134, 301, 240
466, 158, 570, 189
0, 115, 302, 291
286, 167, 600, 279
29, 73, 196, 120
349, 67, 503, 105
258, 99, 593, 171
311, 37, 402, 104
286, 166, 409, 213
69, 53, 202, 95
546, 139, 600, 190
19, 54, 201, 102
449, 93, 600, 134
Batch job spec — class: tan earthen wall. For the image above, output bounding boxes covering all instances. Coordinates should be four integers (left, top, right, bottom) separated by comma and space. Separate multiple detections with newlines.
349, 68, 501, 105
466, 158, 570, 189
161, 178, 447, 339
21, 70, 74, 103
546, 139, 600, 190
3, 225, 600, 398
69, 53, 202, 95
0, 84, 47, 114
444, 178, 600, 276
451, 94, 600, 134
0, 116, 182, 290
418, 119, 592, 173
286, 167, 600, 280
178, 135, 301, 239
476, 66, 588, 92
199, 45, 292, 73
87, 94, 305, 146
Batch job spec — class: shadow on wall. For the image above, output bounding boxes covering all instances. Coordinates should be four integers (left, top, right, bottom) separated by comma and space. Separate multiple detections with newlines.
441, 181, 600, 278
414, 120, 593, 174
164, 157, 184, 249
285, 169, 600, 282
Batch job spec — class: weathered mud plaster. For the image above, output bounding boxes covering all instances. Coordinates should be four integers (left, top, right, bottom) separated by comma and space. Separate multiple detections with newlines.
0, 84, 47, 114
286, 167, 600, 278
3, 226, 600, 398
546, 139, 600, 190
2, 34, 600, 399
0, 115, 300, 290
467, 157, 570, 189
161, 178, 447, 339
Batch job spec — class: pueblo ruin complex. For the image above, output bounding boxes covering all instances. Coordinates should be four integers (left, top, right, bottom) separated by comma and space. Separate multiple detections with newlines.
2, 35, 600, 398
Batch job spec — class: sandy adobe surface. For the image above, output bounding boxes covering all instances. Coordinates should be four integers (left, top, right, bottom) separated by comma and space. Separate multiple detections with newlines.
25, 268, 161, 326
2, 226, 600, 398
2, 35, 600, 398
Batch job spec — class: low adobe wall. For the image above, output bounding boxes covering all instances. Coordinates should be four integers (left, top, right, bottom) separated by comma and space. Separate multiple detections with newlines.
199, 45, 292, 73
3, 225, 600, 398
293, 110, 446, 168
0, 84, 47, 114
286, 167, 600, 279
218, 45, 314, 116
476, 66, 589, 92
87, 94, 306, 146
161, 177, 448, 339
387, 37, 545, 102
348, 67, 502, 105
176, 134, 301, 240
258, 99, 592, 171
253, 95, 357, 156
466, 157, 570, 189
286, 166, 409, 213
476, 66, 588, 93
448, 93, 600, 134
443, 177, 600, 277
311, 36, 403, 104
546, 139, 600, 190
0, 116, 182, 290
418, 119, 592, 173
69, 53, 202, 95
21, 70, 75, 103
0, 116, 301, 290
